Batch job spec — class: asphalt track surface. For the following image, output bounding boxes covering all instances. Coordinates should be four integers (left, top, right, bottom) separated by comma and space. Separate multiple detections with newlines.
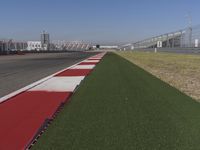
0, 52, 98, 98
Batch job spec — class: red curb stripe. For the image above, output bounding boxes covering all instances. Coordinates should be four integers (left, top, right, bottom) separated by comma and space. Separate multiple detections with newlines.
0, 91, 71, 150
56, 69, 92, 76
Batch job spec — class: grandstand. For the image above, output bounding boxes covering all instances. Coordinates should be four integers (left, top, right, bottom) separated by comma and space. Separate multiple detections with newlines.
52, 40, 90, 51
0, 40, 27, 54
0, 40, 90, 55
120, 25, 200, 50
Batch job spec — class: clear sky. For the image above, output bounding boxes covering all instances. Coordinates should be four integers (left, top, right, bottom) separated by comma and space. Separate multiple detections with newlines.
0, 0, 199, 44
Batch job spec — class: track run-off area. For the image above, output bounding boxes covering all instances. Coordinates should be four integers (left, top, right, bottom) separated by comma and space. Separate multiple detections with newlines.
1, 52, 200, 149
0, 52, 105, 149
34, 52, 200, 150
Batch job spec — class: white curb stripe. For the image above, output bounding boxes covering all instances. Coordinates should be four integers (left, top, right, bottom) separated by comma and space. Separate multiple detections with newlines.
83, 60, 100, 63
29, 76, 85, 92
90, 56, 103, 58
89, 58, 102, 59
71, 65, 95, 69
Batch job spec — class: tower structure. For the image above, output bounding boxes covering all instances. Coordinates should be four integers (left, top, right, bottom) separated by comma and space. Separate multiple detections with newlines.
41, 31, 50, 50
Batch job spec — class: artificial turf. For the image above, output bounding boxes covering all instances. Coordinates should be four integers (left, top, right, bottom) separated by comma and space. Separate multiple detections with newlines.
33, 52, 200, 150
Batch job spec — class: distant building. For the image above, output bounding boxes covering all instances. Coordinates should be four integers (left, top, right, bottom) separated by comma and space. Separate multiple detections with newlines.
27, 41, 42, 51
41, 31, 50, 50
0, 40, 12, 52
0, 40, 27, 54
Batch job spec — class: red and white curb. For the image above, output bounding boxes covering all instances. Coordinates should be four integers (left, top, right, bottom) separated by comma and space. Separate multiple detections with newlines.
0, 52, 106, 150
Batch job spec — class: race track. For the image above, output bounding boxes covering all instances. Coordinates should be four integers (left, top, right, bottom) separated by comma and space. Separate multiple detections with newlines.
0, 52, 98, 97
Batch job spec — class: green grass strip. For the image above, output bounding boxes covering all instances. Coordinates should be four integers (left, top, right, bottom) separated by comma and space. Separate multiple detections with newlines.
34, 53, 200, 150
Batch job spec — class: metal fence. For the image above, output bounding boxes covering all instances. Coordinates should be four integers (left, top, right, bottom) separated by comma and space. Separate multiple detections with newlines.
120, 25, 200, 50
